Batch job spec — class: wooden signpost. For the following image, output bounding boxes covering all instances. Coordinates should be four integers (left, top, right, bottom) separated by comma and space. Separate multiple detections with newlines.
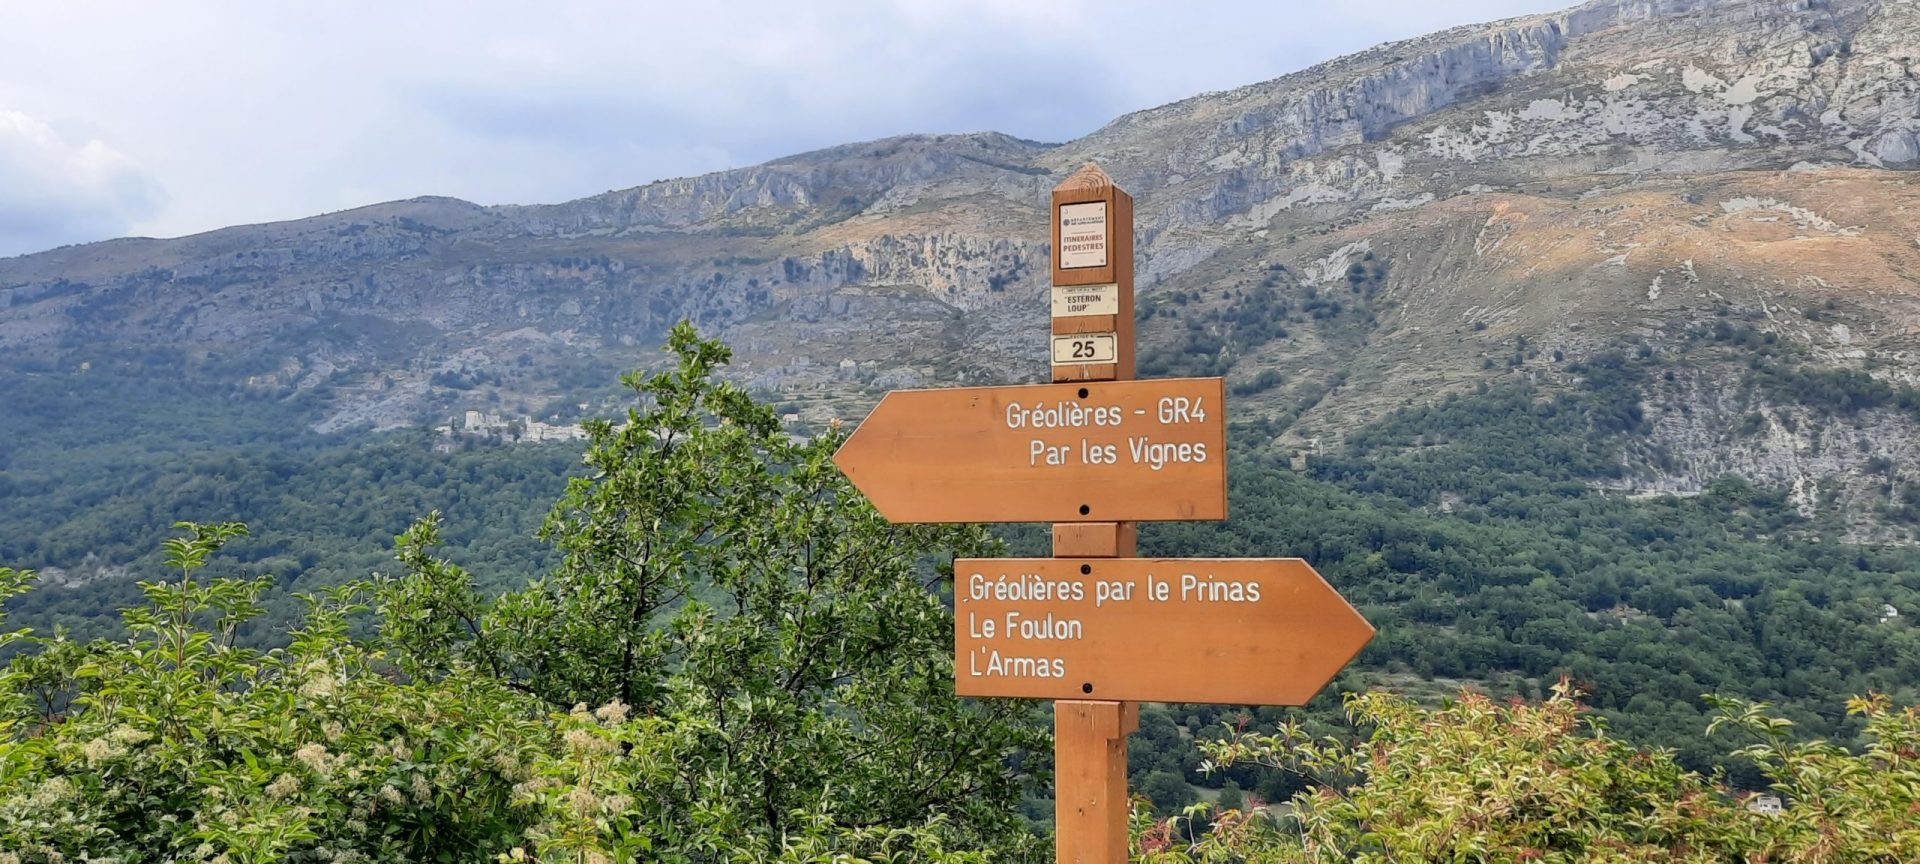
834, 164, 1373, 864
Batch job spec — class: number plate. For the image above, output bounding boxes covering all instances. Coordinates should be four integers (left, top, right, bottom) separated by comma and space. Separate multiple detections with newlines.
1051, 332, 1118, 365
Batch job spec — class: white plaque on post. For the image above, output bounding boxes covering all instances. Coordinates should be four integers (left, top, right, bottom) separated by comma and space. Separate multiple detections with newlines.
1051, 283, 1120, 317
1058, 202, 1109, 269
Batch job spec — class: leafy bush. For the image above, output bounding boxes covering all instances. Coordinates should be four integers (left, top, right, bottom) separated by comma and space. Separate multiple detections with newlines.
1230, 370, 1286, 397
0, 528, 545, 862
1750, 363, 1920, 420
1138, 684, 1920, 862
0, 324, 1043, 862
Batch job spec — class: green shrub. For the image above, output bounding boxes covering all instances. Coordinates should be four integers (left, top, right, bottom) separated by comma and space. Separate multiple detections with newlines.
0, 324, 1043, 863
1136, 684, 1920, 862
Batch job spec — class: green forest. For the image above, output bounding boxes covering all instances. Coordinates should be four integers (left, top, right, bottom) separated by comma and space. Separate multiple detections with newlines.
2, 327, 1918, 859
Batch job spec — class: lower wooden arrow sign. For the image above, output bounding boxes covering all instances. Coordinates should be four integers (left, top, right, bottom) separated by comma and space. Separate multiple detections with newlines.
955, 558, 1372, 705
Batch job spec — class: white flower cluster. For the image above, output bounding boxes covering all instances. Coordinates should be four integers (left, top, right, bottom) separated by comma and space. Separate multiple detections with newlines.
265, 772, 300, 800
294, 742, 334, 777
594, 700, 630, 724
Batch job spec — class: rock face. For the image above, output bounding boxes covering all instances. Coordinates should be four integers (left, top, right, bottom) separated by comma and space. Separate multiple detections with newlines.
3, 0, 1918, 526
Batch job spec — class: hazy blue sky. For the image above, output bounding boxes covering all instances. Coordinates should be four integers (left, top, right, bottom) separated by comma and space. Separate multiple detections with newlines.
0, 0, 1572, 257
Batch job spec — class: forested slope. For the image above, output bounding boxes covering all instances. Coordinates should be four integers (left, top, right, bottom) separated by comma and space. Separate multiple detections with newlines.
6, 334, 1916, 811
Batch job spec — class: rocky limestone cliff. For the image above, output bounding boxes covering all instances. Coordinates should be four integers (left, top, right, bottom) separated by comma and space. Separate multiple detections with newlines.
3, 0, 1918, 530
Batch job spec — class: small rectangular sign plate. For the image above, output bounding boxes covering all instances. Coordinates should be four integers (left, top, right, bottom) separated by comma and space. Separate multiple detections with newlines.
1052, 332, 1117, 365
1058, 201, 1108, 269
1051, 283, 1119, 317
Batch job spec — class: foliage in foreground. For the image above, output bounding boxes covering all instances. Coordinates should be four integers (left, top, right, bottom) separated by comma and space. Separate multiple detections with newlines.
1138, 684, 1920, 863
1151, 353, 1920, 790
3, 324, 1918, 861
11, 335, 1920, 810
0, 324, 1043, 862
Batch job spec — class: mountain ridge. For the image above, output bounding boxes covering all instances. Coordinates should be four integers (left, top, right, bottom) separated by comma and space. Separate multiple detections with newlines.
4, 0, 1919, 531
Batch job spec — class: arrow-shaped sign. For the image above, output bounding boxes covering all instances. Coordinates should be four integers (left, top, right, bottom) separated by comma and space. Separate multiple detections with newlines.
833, 378, 1226, 524
954, 558, 1373, 705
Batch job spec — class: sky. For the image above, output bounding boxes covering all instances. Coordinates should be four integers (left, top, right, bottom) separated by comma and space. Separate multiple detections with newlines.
0, 0, 1572, 258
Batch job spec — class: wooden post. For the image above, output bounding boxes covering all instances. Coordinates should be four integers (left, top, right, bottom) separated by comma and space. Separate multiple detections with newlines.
1050, 163, 1134, 385
846, 159, 1370, 859
1053, 700, 1140, 863
1050, 163, 1136, 864
846, 157, 1371, 864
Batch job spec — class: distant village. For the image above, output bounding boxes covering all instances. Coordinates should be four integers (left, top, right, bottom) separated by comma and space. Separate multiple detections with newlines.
438, 408, 812, 444
437, 410, 591, 443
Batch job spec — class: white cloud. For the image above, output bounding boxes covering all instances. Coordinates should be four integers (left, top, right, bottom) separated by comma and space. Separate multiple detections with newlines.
0, 0, 1570, 255
0, 110, 163, 257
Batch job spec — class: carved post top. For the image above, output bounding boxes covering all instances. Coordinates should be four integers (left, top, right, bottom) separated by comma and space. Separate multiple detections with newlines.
1056, 162, 1116, 193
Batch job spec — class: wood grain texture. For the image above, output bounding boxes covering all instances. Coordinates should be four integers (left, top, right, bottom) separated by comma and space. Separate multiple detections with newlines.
1048, 167, 1138, 864
1051, 522, 1137, 558
1054, 700, 1130, 864
833, 378, 1226, 524
1049, 517, 1136, 864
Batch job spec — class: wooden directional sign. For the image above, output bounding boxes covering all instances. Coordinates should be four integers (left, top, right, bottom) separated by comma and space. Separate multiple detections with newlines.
955, 558, 1373, 705
832, 377, 1226, 524
829, 161, 1372, 864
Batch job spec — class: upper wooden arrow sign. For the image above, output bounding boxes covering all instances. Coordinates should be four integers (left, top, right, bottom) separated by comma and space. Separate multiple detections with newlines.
833, 377, 1226, 524
955, 558, 1373, 705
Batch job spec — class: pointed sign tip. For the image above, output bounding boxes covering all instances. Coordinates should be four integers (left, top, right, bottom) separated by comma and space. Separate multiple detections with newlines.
954, 557, 1372, 704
